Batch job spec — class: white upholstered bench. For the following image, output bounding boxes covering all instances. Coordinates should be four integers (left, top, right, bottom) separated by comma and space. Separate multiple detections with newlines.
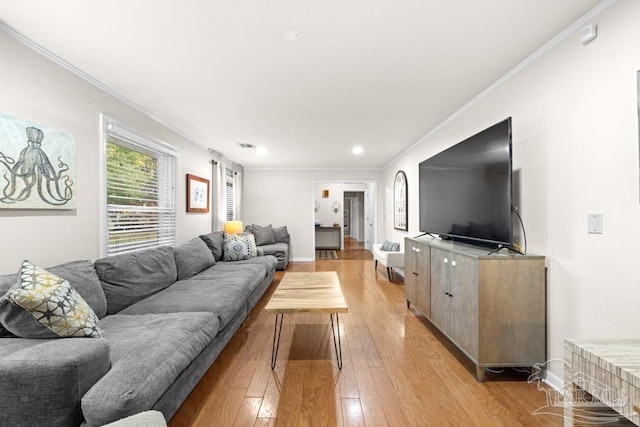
372, 243, 404, 282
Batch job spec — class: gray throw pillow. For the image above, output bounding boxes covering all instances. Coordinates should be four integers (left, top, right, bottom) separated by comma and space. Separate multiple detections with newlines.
174, 237, 215, 280
252, 224, 276, 246
381, 241, 400, 251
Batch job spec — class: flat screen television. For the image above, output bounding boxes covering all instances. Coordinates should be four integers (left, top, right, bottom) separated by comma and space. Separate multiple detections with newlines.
418, 117, 513, 247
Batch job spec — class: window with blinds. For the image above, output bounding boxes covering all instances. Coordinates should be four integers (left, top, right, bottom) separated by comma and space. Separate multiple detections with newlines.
105, 126, 177, 256
226, 168, 235, 221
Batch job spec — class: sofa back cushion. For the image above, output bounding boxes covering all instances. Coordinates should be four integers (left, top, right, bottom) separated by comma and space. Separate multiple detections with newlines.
251, 224, 276, 246
273, 225, 290, 243
94, 246, 177, 314
48, 260, 109, 319
0, 275, 16, 337
174, 237, 215, 280
199, 231, 224, 261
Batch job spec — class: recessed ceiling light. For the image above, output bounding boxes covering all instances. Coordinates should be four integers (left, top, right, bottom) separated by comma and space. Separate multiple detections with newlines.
256, 146, 268, 156
352, 146, 363, 155
281, 29, 299, 42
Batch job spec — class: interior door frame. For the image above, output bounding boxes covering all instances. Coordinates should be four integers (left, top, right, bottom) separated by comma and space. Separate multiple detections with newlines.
311, 180, 376, 256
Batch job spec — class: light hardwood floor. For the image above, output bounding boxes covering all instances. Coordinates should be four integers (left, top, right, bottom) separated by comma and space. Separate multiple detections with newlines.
168, 251, 562, 426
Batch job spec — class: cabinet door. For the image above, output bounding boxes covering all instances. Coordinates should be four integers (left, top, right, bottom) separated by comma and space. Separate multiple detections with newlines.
448, 254, 478, 360
429, 247, 450, 331
414, 242, 431, 317
403, 239, 418, 306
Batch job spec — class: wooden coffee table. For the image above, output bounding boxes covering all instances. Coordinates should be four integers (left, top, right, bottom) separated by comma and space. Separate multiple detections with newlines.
264, 271, 348, 369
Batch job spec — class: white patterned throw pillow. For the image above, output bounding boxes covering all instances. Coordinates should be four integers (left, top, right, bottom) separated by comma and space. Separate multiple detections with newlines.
223, 239, 250, 261
0, 261, 104, 338
225, 233, 257, 258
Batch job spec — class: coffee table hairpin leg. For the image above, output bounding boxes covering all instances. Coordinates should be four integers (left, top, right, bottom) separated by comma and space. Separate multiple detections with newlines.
270, 312, 344, 370
330, 313, 343, 370
271, 313, 285, 369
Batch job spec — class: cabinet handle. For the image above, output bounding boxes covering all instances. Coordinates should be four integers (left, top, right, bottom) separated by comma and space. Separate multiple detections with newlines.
449, 293, 453, 298
413, 272, 418, 276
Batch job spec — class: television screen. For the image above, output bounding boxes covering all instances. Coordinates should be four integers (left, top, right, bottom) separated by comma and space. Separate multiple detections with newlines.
418, 117, 512, 246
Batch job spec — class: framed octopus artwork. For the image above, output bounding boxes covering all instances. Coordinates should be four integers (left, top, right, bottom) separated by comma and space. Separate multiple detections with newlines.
0, 113, 76, 209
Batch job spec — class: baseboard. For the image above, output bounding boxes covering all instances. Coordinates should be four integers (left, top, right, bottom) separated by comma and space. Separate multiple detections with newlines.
291, 257, 314, 262
543, 369, 564, 391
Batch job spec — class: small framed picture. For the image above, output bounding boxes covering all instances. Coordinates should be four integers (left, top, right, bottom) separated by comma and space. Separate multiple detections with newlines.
186, 174, 209, 213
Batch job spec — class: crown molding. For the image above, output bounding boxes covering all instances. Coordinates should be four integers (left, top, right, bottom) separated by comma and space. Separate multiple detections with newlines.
384, 0, 617, 170
0, 20, 211, 153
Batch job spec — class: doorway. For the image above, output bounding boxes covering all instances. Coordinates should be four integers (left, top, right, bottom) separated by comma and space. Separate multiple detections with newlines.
343, 191, 364, 243
312, 181, 376, 256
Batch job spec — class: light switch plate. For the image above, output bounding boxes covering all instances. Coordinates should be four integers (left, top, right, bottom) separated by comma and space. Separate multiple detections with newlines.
588, 213, 603, 234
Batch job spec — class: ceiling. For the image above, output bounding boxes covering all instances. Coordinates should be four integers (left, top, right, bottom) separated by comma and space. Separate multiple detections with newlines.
0, 0, 603, 169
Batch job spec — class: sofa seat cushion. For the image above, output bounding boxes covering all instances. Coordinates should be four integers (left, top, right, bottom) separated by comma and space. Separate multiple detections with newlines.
197, 259, 273, 281
256, 243, 289, 270
258, 242, 288, 258
116, 273, 257, 332
213, 255, 278, 274
81, 312, 218, 426
0, 337, 110, 427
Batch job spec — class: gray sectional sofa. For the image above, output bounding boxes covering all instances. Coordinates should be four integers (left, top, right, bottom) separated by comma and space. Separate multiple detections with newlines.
0, 233, 278, 427
244, 224, 290, 270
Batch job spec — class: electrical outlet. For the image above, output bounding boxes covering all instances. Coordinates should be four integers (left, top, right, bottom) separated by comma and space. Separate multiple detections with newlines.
588, 214, 603, 234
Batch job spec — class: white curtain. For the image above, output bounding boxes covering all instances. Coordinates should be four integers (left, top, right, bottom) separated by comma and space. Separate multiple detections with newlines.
234, 168, 242, 221
210, 150, 243, 232
211, 159, 225, 232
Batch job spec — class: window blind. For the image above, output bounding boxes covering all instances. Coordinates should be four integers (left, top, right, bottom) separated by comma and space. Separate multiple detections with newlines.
105, 131, 176, 256
226, 168, 234, 221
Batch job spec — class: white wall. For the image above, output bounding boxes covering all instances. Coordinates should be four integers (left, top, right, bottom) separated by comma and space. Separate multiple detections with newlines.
0, 30, 213, 274
383, 0, 640, 381
242, 169, 382, 260
313, 182, 344, 228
